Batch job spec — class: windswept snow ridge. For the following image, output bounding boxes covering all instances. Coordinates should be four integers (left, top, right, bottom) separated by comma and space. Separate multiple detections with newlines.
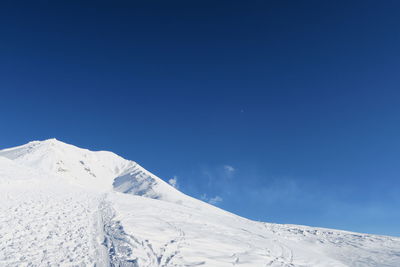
0, 139, 399, 266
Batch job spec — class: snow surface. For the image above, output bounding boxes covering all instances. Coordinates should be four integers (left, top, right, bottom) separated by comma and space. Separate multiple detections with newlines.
0, 139, 399, 267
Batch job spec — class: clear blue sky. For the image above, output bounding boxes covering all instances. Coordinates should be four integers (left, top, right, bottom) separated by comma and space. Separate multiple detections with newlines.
1, 1, 399, 236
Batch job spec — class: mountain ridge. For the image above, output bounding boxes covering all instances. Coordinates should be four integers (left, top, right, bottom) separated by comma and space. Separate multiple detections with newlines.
1, 139, 399, 266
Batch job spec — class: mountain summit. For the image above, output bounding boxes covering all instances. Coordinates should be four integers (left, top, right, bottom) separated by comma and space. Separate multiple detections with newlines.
1, 139, 399, 266
0, 139, 195, 205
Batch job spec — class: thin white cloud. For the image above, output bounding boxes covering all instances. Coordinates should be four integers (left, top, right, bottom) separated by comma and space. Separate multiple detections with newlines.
200, 193, 208, 201
200, 193, 223, 205
223, 165, 235, 173
209, 196, 223, 205
168, 176, 179, 189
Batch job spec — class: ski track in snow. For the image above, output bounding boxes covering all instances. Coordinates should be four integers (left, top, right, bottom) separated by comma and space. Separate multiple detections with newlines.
264, 241, 294, 267
100, 195, 185, 267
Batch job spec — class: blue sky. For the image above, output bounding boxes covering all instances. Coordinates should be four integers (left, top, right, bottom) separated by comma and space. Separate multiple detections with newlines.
0, 1, 400, 236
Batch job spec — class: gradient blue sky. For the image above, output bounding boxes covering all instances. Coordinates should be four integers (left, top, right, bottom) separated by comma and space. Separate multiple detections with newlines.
1, 1, 399, 236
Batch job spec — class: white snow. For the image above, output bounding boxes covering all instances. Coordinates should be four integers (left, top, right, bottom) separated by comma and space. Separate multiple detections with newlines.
0, 139, 399, 266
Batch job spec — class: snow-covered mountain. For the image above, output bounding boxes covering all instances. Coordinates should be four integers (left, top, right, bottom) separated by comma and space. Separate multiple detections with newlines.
0, 139, 399, 267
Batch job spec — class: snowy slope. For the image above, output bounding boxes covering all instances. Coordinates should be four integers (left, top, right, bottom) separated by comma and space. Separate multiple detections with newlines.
0, 139, 399, 267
